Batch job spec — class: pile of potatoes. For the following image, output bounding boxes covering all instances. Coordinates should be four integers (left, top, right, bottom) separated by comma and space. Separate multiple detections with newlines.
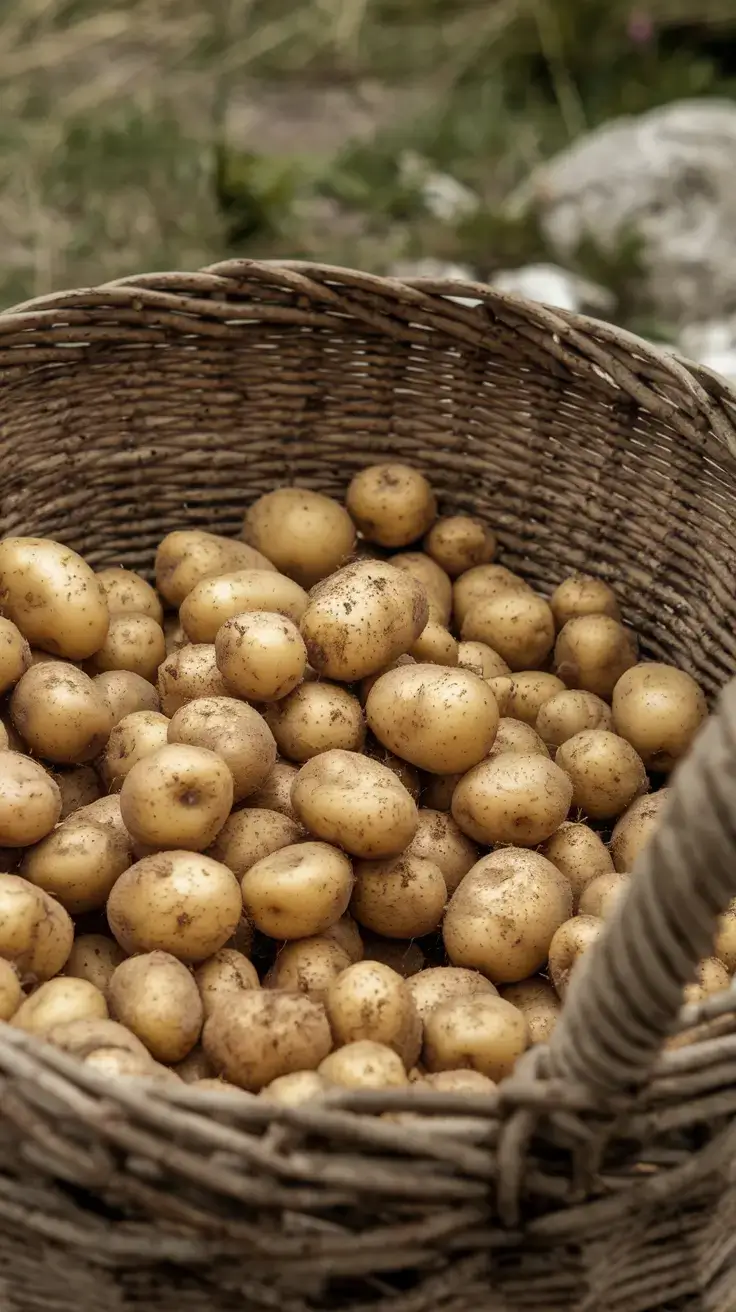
0, 464, 723, 1104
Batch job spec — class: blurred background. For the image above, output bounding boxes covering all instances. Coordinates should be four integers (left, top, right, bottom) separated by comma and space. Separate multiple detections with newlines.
4, 0, 736, 370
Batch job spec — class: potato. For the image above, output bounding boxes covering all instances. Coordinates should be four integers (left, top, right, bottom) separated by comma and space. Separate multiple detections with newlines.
242, 487, 356, 588
358, 655, 416, 706
409, 620, 458, 666
120, 744, 233, 851
107, 851, 242, 962
423, 995, 527, 1080
487, 676, 514, 716
168, 697, 276, 802
405, 809, 479, 895
209, 808, 303, 879
84, 1048, 178, 1081
453, 565, 531, 630
203, 990, 332, 1091
214, 611, 307, 702
420, 772, 463, 811
190, 1077, 251, 1095
457, 641, 511, 680
555, 730, 647, 821
423, 1069, 497, 1094
181, 570, 308, 645
609, 790, 669, 872
94, 669, 161, 723
50, 765, 102, 819
265, 682, 365, 762
241, 842, 353, 940
291, 749, 418, 858
715, 900, 736, 973
225, 912, 256, 959
364, 736, 421, 799
452, 754, 572, 846
536, 690, 613, 748
366, 663, 499, 775
262, 1071, 329, 1104
264, 938, 351, 1001
0, 537, 109, 659
21, 818, 131, 914
0, 722, 9, 752
0, 752, 61, 845
407, 967, 497, 1022
506, 672, 565, 726
0, 617, 30, 693
487, 718, 550, 760
325, 960, 421, 1065
300, 560, 428, 682
96, 566, 164, 624
611, 663, 707, 773
579, 871, 631, 919
86, 612, 166, 683
0, 959, 22, 1021
684, 957, 730, 1004
155, 529, 275, 608
64, 934, 126, 993
108, 951, 203, 1063
540, 822, 614, 905
44, 1016, 150, 1059
500, 977, 561, 1044
424, 515, 496, 578
68, 794, 130, 849
548, 915, 604, 998
157, 644, 235, 716
391, 552, 452, 624
10, 664, 113, 764
100, 710, 170, 791
12, 977, 108, 1036
550, 574, 620, 629
555, 615, 637, 698
174, 1047, 214, 1083
194, 948, 260, 1018
461, 592, 555, 672
244, 759, 300, 820
346, 463, 437, 548
164, 617, 187, 655
319, 1040, 409, 1089
351, 853, 447, 939
443, 848, 572, 982
322, 913, 364, 964
361, 935, 426, 978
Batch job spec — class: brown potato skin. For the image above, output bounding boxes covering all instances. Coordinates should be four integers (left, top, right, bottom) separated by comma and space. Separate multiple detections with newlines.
195, 949, 260, 1018
346, 464, 437, 548
406, 967, 497, 1022
366, 663, 499, 775
457, 641, 510, 679
64, 934, 126, 993
536, 690, 613, 748
265, 683, 365, 763
100, 710, 170, 790
86, 612, 166, 683
452, 754, 572, 847
203, 991, 333, 1091
244, 760, 300, 820
264, 938, 351, 1002
424, 516, 496, 578
405, 809, 479, 895
157, 645, 234, 717
50, 765, 102, 819
167, 696, 277, 802
11, 663, 113, 764
350, 853, 447, 939
242, 487, 356, 588
487, 718, 550, 759
540, 822, 614, 905
291, 749, 418, 859
0, 617, 31, 694
107, 851, 242, 962
20, 818, 131, 914
324, 960, 421, 1066
0, 537, 109, 659
549, 574, 620, 629
500, 977, 562, 1044
94, 670, 161, 723
120, 743, 234, 851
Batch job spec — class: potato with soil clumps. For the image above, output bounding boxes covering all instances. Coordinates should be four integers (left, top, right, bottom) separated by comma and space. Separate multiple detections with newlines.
100, 710, 170, 790
265, 682, 365, 762
157, 645, 232, 716
291, 749, 418, 859
554, 615, 637, 699
107, 851, 242, 962
215, 611, 307, 701
11, 663, 113, 764
96, 566, 164, 624
86, 613, 166, 683
264, 938, 351, 1002
181, 570, 309, 644
0, 753, 61, 846
452, 754, 572, 846
21, 818, 131, 914
406, 966, 497, 1022
242, 487, 356, 588
404, 809, 478, 895
366, 663, 499, 774
612, 663, 707, 773
346, 463, 437, 548
423, 995, 527, 1081
203, 990, 332, 1091
350, 853, 447, 939
0, 537, 109, 659
195, 949, 260, 1017
300, 560, 429, 682
108, 951, 204, 1063
155, 529, 275, 608
506, 672, 565, 726
120, 744, 233, 851
241, 842, 354, 940
325, 960, 421, 1066
540, 822, 614, 906
555, 730, 647, 820
168, 696, 276, 801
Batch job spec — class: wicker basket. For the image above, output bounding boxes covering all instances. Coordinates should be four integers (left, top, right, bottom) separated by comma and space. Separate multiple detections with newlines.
1, 261, 736, 1312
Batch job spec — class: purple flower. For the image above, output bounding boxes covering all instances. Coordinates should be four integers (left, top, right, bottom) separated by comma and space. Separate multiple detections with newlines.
627, 8, 654, 44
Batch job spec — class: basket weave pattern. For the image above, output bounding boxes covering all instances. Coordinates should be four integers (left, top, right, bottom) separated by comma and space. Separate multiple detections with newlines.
1, 262, 736, 1312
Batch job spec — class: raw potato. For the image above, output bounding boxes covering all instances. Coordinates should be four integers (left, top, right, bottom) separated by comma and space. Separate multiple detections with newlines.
45, 1016, 150, 1059
21, 819, 131, 913
359, 654, 416, 706
550, 574, 620, 629
488, 676, 514, 716
555, 615, 637, 699
100, 710, 170, 790
209, 808, 303, 879
107, 851, 242, 962
174, 1047, 214, 1083
265, 683, 365, 762
346, 463, 437, 548
715, 899, 736, 972
422, 1069, 497, 1094
611, 663, 707, 773
319, 1040, 409, 1089
325, 960, 421, 1065
0, 617, 30, 693
391, 552, 452, 625
405, 809, 478, 895
0, 537, 109, 659
451, 754, 572, 846
11, 663, 113, 764
555, 730, 647, 820
579, 871, 631, 919
181, 570, 309, 645
203, 990, 332, 1091
64, 934, 126, 993
87, 612, 166, 683
364, 737, 421, 799
548, 916, 604, 998
241, 842, 354, 940
155, 529, 275, 608
262, 1071, 329, 1104
300, 560, 429, 682
244, 760, 300, 820
242, 487, 356, 588
96, 566, 164, 624
291, 749, 418, 859
457, 641, 510, 679
94, 669, 161, 723
540, 822, 614, 905
68, 794, 130, 849
443, 848, 573, 983
423, 995, 528, 1081
362, 935, 425, 978
50, 765, 102, 818
264, 938, 351, 1001
350, 853, 447, 939
406, 967, 497, 1022
684, 957, 730, 1004
157, 644, 232, 716
108, 951, 204, 1063
215, 611, 307, 701
194, 949, 260, 1018
500, 977, 562, 1044
409, 620, 458, 666
168, 697, 277, 801
461, 591, 555, 672
12, 977, 108, 1035
506, 672, 565, 726
85, 1049, 178, 1081
421, 772, 463, 811
487, 718, 550, 759
322, 913, 364, 964
609, 790, 670, 872
536, 690, 613, 748
424, 515, 496, 578
453, 565, 531, 630
0, 753, 61, 845
366, 663, 499, 774
0, 959, 22, 1020
120, 744, 233, 851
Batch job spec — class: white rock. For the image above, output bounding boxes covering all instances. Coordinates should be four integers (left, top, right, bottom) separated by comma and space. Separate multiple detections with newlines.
491, 264, 615, 315
398, 151, 479, 223
677, 319, 736, 382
